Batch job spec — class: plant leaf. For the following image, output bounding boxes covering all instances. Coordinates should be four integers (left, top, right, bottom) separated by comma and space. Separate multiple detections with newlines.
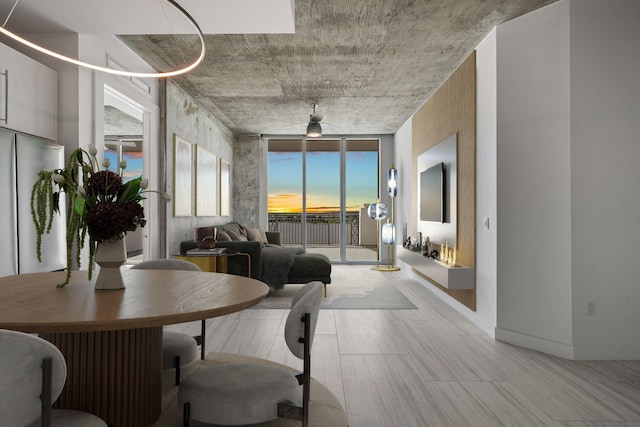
74, 196, 86, 215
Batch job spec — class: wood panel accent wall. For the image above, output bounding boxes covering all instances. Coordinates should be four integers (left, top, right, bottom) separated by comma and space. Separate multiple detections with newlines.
411, 51, 476, 310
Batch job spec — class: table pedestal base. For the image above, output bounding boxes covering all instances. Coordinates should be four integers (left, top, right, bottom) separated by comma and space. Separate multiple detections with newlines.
41, 327, 162, 427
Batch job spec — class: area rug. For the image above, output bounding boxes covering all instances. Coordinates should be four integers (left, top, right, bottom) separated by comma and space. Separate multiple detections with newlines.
152, 352, 348, 427
254, 264, 417, 310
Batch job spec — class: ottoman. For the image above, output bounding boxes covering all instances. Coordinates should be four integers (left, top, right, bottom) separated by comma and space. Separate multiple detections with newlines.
287, 252, 332, 296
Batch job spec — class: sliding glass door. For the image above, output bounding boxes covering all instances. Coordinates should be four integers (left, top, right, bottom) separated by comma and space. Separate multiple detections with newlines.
344, 139, 379, 262
268, 137, 379, 263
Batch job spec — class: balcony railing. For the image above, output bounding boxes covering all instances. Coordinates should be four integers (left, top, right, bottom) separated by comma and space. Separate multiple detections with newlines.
268, 213, 362, 246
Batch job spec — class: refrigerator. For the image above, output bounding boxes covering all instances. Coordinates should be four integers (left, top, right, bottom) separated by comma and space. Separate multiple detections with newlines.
0, 127, 66, 277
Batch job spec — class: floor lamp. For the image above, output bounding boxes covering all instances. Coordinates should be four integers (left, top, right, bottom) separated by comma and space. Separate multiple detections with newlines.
373, 166, 401, 272
367, 200, 387, 270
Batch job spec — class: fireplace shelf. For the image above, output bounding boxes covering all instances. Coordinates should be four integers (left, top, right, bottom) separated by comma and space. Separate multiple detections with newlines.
398, 247, 473, 290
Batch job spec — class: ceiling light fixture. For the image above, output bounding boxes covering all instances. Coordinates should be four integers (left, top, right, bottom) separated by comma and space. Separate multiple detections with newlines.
306, 121, 322, 138
0, 0, 205, 78
306, 103, 323, 138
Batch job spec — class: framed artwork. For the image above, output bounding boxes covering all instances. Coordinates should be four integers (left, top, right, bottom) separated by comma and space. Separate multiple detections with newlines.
196, 145, 217, 216
219, 158, 230, 216
173, 134, 193, 217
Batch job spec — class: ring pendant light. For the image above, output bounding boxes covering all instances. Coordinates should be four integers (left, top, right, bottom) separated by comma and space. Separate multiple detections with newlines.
0, 0, 206, 78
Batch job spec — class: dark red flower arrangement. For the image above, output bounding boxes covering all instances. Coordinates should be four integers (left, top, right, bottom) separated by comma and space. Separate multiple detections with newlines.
84, 170, 147, 243
31, 145, 170, 287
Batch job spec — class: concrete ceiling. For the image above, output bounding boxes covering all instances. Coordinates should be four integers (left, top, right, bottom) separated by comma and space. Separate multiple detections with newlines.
120, 0, 556, 136
1, 0, 556, 136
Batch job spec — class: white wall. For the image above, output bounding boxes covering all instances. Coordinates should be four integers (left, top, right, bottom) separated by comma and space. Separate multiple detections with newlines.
394, 119, 413, 243
493, 0, 640, 359
569, 0, 640, 358
6, 33, 163, 260
394, 0, 640, 360
495, 0, 574, 357
475, 28, 498, 329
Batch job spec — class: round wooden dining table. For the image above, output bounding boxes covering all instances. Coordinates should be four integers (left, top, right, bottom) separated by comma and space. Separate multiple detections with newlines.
0, 269, 269, 427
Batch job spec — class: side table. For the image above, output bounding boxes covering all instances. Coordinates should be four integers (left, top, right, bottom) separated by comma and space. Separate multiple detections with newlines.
176, 251, 251, 278
176, 253, 228, 273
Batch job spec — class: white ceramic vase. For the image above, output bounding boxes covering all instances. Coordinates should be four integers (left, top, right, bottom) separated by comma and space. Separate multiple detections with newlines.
94, 238, 127, 290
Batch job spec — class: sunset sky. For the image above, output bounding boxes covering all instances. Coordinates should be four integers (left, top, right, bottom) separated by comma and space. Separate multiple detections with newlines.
105, 150, 144, 183
268, 150, 378, 213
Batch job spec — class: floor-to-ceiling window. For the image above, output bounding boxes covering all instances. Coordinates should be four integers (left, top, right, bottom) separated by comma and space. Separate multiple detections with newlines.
267, 137, 379, 263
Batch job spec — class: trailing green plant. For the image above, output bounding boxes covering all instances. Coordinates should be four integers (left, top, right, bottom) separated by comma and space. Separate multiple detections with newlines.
31, 144, 170, 287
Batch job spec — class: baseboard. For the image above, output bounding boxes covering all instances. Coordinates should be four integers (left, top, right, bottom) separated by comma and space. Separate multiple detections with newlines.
397, 258, 640, 360
571, 344, 640, 360
495, 328, 575, 359
397, 258, 496, 338
494, 328, 640, 360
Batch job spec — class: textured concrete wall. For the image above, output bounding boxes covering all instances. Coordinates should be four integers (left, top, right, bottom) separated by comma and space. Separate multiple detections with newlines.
163, 81, 234, 257
232, 134, 265, 228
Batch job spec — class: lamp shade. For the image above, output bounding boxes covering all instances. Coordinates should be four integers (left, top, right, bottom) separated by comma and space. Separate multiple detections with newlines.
306, 121, 322, 138
387, 167, 398, 198
367, 202, 388, 221
381, 222, 396, 245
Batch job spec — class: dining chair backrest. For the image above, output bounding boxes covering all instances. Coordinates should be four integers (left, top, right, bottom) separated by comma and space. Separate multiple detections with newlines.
131, 259, 202, 271
0, 329, 66, 427
284, 281, 323, 360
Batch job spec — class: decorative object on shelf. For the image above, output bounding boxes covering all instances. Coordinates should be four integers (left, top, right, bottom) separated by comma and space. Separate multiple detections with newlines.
373, 166, 400, 272
196, 235, 217, 249
31, 143, 170, 288
367, 200, 388, 269
437, 243, 457, 266
0, 0, 205, 78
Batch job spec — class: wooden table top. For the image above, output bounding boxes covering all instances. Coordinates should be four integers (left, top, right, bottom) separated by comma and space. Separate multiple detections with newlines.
0, 269, 269, 333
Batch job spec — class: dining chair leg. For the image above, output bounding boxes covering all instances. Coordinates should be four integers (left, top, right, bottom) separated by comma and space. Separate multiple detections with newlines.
200, 319, 206, 360
41, 357, 52, 427
175, 355, 181, 386
183, 402, 191, 427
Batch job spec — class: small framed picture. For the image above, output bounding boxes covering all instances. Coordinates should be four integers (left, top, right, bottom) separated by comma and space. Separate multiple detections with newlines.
196, 145, 217, 216
219, 158, 231, 216
173, 134, 193, 217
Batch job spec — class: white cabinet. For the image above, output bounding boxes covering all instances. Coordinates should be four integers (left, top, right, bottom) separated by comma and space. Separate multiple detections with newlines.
0, 42, 57, 141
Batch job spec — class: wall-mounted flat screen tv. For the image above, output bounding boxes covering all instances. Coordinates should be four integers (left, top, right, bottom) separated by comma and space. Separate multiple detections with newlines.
420, 162, 445, 222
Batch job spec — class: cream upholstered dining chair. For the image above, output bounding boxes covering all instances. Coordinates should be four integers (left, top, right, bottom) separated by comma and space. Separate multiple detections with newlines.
131, 259, 205, 385
0, 329, 107, 427
178, 281, 323, 427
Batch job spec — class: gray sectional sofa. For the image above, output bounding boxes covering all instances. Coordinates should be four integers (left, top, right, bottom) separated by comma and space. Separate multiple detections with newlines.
179, 222, 331, 295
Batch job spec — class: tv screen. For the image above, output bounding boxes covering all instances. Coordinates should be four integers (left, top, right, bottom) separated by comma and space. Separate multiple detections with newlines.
420, 162, 445, 222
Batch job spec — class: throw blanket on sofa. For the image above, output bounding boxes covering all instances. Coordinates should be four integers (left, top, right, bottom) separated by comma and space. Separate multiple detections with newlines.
261, 246, 301, 289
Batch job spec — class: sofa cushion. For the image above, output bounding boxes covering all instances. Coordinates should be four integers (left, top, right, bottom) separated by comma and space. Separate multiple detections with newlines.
245, 226, 262, 243
258, 227, 270, 244
216, 230, 232, 242
227, 230, 248, 241
219, 222, 246, 238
